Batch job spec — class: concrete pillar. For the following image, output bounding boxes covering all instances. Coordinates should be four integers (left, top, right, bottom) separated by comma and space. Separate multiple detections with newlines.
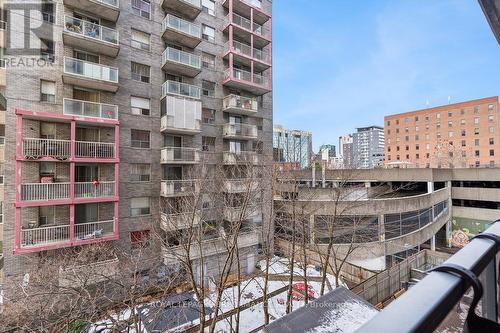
430, 235, 436, 251
321, 161, 326, 188
312, 166, 316, 187
378, 214, 385, 242
446, 219, 452, 248
427, 181, 434, 194
309, 214, 315, 244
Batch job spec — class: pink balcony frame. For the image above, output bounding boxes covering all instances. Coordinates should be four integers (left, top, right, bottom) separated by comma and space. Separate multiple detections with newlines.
14, 108, 120, 254
223, 0, 273, 94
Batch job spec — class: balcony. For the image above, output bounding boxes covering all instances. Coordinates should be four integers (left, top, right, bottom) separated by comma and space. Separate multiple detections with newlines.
75, 181, 115, 199
162, 14, 202, 48
222, 95, 259, 115
63, 98, 118, 120
225, 40, 271, 71
59, 256, 119, 287
161, 147, 200, 164
63, 57, 119, 92
224, 205, 261, 222
75, 141, 116, 159
162, 80, 201, 100
222, 123, 258, 139
223, 0, 271, 24
161, 180, 198, 197
223, 151, 260, 165
357, 220, 500, 333
74, 220, 115, 240
22, 138, 71, 160
161, 211, 201, 231
163, 231, 260, 265
21, 224, 70, 248
226, 12, 271, 48
63, 16, 119, 57
21, 183, 70, 202
63, 0, 120, 22
162, 47, 201, 77
223, 67, 271, 95
223, 179, 259, 193
162, 0, 202, 20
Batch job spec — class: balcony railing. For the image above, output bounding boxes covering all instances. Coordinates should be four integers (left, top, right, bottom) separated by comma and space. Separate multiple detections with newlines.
225, 67, 268, 86
161, 211, 200, 230
74, 220, 114, 240
179, 0, 201, 8
162, 47, 201, 69
162, 80, 201, 99
162, 14, 201, 38
161, 147, 200, 163
22, 138, 71, 159
96, 0, 119, 7
64, 16, 119, 45
21, 224, 70, 247
231, 12, 270, 39
64, 57, 119, 83
75, 141, 116, 159
223, 94, 258, 113
223, 151, 259, 164
161, 180, 198, 196
228, 40, 270, 63
64, 98, 118, 120
357, 220, 500, 333
222, 123, 258, 138
75, 181, 115, 198
21, 183, 70, 201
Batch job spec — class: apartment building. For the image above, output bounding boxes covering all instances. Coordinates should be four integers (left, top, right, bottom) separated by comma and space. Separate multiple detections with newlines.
352, 126, 384, 169
338, 134, 353, 168
2, 0, 273, 286
273, 124, 312, 169
384, 97, 500, 168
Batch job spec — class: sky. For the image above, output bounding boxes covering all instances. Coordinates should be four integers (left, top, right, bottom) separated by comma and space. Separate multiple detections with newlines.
272, 0, 500, 152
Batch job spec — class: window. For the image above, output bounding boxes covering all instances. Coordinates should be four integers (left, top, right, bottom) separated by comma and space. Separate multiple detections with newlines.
131, 62, 150, 83
202, 0, 216, 16
415, 135, 419, 141
40, 80, 56, 102
202, 80, 215, 97
461, 140, 466, 147
460, 109, 465, 115
490, 138, 494, 145
460, 119, 465, 126
436, 123, 441, 129
436, 113, 441, 119
396, 119, 399, 125
387, 129, 391, 135
132, 0, 151, 19
415, 116, 419, 121
475, 150, 480, 157
202, 108, 215, 124
490, 127, 495, 134
131, 29, 150, 50
41, 1, 55, 24
416, 153, 419, 159
474, 106, 480, 114
488, 115, 494, 122
448, 121, 452, 128
405, 127, 409, 133
40, 162, 55, 176
405, 145, 409, 151
475, 139, 480, 146
202, 136, 216, 151
448, 111, 452, 117
488, 104, 494, 112
490, 149, 495, 157
387, 147, 391, 152
0, 8, 7, 30
130, 230, 151, 248
0, 163, 3, 184
387, 120, 391, 126
202, 52, 216, 69
0, 202, 3, 223
448, 131, 453, 138
202, 24, 215, 42
131, 197, 151, 216
415, 126, 419, 132
415, 144, 419, 150
474, 117, 479, 124
474, 128, 479, 135
131, 129, 150, 148
131, 96, 150, 116
130, 163, 150, 181
437, 132, 442, 139
40, 39, 55, 62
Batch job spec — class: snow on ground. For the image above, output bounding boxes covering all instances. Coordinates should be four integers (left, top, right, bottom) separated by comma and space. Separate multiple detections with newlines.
87, 256, 339, 333
304, 299, 378, 333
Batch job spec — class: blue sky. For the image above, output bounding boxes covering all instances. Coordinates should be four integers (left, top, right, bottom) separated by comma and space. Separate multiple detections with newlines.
272, 0, 500, 151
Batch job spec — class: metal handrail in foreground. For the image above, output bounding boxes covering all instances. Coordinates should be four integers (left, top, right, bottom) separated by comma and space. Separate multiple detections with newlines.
357, 219, 500, 333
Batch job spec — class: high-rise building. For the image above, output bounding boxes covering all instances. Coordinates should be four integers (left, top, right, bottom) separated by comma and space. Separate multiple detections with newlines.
319, 144, 336, 159
384, 97, 500, 168
352, 126, 384, 169
2, 0, 272, 284
273, 124, 312, 169
338, 134, 353, 168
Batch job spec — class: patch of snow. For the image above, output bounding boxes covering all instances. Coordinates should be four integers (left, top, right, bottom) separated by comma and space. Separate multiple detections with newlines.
305, 299, 377, 333
350, 256, 386, 271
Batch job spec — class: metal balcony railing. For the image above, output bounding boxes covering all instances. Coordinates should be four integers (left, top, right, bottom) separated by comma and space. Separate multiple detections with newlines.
228, 40, 270, 63
162, 47, 201, 69
75, 141, 116, 159
225, 67, 268, 86
21, 224, 70, 247
64, 16, 119, 45
75, 181, 115, 198
22, 138, 71, 159
64, 98, 118, 120
223, 151, 259, 164
74, 220, 115, 240
161, 147, 200, 163
98, 0, 119, 7
222, 123, 258, 138
162, 14, 201, 38
223, 94, 258, 112
231, 12, 270, 38
161, 180, 198, 196
357, 220, 500, 333
21, 183, 71, 201
162, 80, 201, 99
64, 57, 119, 83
